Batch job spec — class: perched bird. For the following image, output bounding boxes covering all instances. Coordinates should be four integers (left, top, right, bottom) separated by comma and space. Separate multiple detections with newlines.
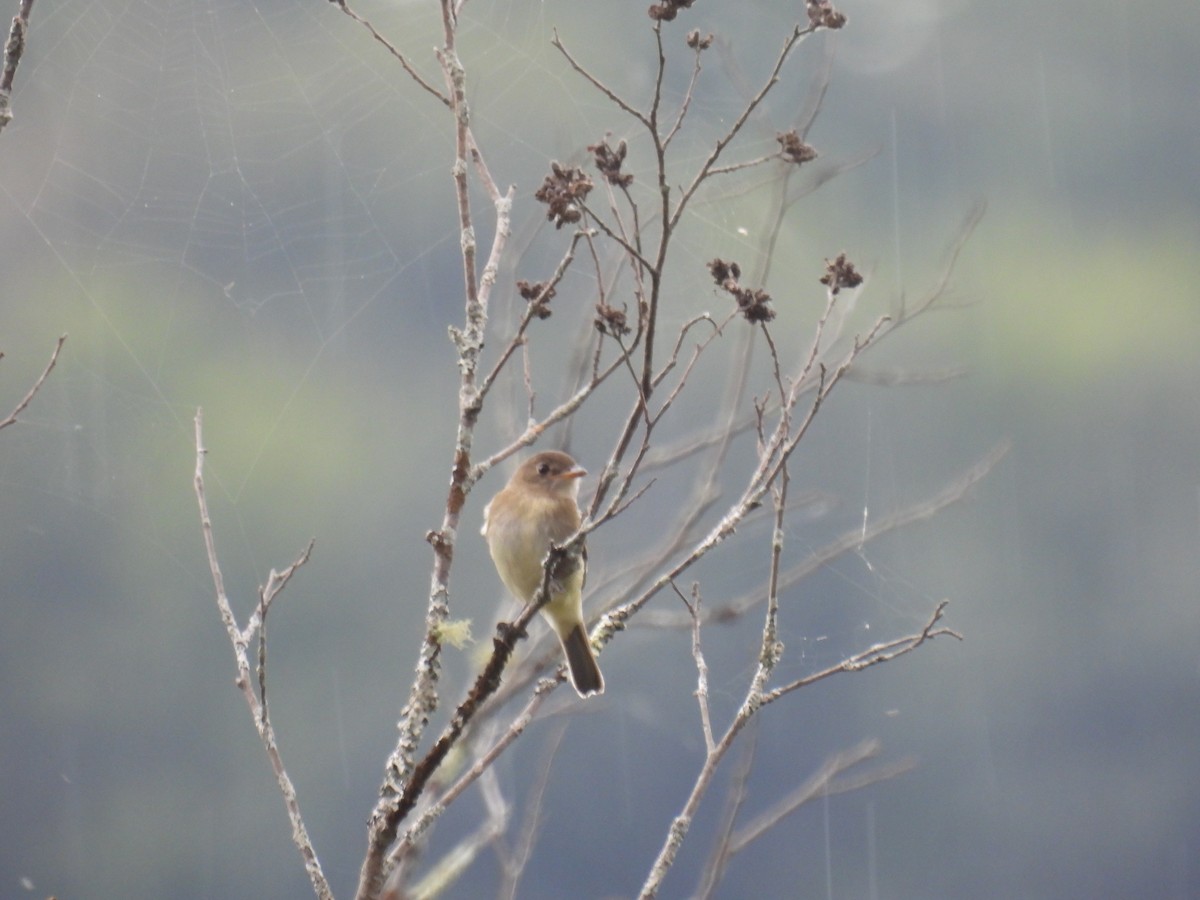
481, 450, 604, 697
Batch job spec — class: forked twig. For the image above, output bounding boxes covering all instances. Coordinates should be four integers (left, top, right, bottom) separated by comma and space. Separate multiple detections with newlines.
638, 600, 957, 899
728, 741, 915, 856
193, 410, 329, 900
638, 441, 1010, 631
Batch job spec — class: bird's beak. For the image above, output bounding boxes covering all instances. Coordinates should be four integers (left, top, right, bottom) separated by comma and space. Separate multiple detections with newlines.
561, 465, 587, 480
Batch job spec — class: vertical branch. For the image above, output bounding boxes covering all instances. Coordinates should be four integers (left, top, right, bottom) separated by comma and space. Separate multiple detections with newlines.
750, 325, 790, 696
358, 2, 514, 895
641, 23, 670, 399
193, 411, 329, 900
640, 382, 790, 899
0, 0, 34, 132
750, 456, 788, 695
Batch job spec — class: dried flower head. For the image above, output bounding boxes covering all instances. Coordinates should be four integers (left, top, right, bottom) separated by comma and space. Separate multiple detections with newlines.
595, 301, 632, 337
707, 258, 741, 285
535, 162, 594, 229
708, 257, 776, 323
686, 29, 714, 50
589, 138, 634, 188
648, 0, 696, 23
819, 252, 863, 294
517, 279, 556, 319
776, 130, 818, 165
806, 0, 847, 30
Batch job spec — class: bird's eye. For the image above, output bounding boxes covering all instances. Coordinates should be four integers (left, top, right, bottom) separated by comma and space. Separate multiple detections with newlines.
537, 462, 551, 476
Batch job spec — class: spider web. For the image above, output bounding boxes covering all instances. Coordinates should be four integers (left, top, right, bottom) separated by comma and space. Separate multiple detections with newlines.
0, 2, 960, 898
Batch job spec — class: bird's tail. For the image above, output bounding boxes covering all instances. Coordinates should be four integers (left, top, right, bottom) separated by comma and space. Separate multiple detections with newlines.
560, 624, 604, 697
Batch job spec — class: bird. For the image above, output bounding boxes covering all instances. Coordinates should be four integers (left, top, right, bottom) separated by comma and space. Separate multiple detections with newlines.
481, 450, 604, 697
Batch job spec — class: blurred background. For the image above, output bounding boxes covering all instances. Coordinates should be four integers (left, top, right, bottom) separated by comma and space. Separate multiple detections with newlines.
1, 0, 1197, 898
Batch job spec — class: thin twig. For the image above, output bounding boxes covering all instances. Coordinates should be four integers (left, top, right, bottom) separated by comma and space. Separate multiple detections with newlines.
728, 741, 915, 856
0, 333, 65, 431
669, 23, 815, 232
900, 200, 986, 320
651, 313, 723, 390
472, 345, 634, 478
578, 201, 657, 274
648, 313, 733, 424
257, 542, 315, 729
673, 581, 714, 753
497, 721, 570, 900
639, 441, 1011, 631
750, 442, 789, 695
552, 28, 651, 129
706, 152, 783, 177
663, 41, 704, 149
694, 722, 759, 900
328, 0, 451, 108
765, 600, 961, 703
480, 231, 585, 399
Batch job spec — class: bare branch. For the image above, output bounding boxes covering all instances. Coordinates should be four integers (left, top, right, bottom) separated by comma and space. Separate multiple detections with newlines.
899, 200, 985, 321
393, 766, 508, 900
552, 28, 651, 129
662, 38, 705, 148
728, 741, 915, 856
773, 601, 961, 704
750, 442, 789, 695
694, 722, 758, 900
480, 231, 586, 399
257, 541, 316, 729
674, 581, 715, 754
669, 23, 815, 232
651, 313, 722, 389
193, 410, 331, 900
706, 152, 784, 178
0, 0, 34, 132
472, 344, 634, 478
497, 722, 570, 900
637, 600, 956, 899
328, 0, 451, 108
647, 313, 734, 426
0, 334, 65, 431
358, 3, 516, 893
393, 685, 554, 871
640, 441, 1011, 630
578, 200, 657, 274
